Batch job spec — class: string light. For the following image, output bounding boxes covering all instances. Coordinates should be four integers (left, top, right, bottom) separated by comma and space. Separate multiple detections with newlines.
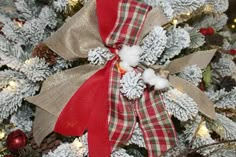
0, 129, 5, 140
25, 59, 31, 65
9, 81, 17, 87
203, 5, 213, 12
172, 19, 178, 26
196, 121, 209, 138
186, 12, 191, 16
231, 24, 235, 29
234, 18, 236, 23
68, 0, 79, 9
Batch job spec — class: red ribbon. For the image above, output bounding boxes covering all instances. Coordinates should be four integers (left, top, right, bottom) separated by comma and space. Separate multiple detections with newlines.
54, 0, 150, 156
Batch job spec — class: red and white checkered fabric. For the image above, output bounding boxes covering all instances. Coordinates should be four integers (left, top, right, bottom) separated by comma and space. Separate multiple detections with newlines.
105, 0, 177, 156
108, 60, 177, 156
105, 0, 151, 48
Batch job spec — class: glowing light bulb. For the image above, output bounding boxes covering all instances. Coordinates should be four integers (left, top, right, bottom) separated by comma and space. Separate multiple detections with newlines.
186, 12, 191, 16
172, 19, 178, 26
231, 24, 236, 29
25, 59, 31, 65
73, 138, 83, 148
9, 81, 17, 87
69, 0, 79, 7
234, 18, 236, 23
0, 129, 5, 140
197, 121, 209, 138
204, 5, 213, 12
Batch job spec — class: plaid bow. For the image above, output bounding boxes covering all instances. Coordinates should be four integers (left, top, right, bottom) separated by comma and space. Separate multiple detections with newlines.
54, 0, 177, 157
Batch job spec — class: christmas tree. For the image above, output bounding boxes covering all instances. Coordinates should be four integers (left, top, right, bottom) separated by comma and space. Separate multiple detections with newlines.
0, 0, 235, 157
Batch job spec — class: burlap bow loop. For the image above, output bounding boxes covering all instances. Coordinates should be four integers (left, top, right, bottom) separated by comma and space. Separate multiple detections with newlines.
147, 49, 217, 119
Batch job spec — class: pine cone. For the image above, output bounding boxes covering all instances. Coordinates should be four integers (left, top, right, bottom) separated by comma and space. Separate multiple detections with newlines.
219, 76, 236, 92
205, 34, 224, 46
233, 58, 236, 64
211, 51, 222, 63
29, 132, 62, 155
32, 43, 58, 65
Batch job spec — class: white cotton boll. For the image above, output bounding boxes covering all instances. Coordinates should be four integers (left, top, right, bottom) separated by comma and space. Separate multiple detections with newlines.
119, 61, 133, 72
142, 68, 170, 90
142, 68, 156, 83
119, 45, 142, 67
153, 76, 170, 90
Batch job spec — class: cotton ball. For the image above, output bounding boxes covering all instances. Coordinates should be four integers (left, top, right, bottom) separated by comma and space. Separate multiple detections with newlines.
142, 68, 170, 90
152, 76, 170, 90
142, 68, 156, 85
119, 45, 142, 68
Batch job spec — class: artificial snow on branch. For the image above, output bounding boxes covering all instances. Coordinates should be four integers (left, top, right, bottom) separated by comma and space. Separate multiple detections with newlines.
162, 88, 198, 121
127, 123, 146, 148
10, 104, 33, 132
186, 27, 205, 49
211, 58, 236, 77
205, 0, 229, 14
159, 0, 205, 19
178, 64, 202, 86
142, 0, 160, 7
14, 0, 38, 20
120, 71, 146, 100
0, 78, 39, 119
160, 27, 190, 63
52, 57, 72, 72
21, 57, 52, 82
193, 14, 228, 31
140, 26, 167, 65
207, 113, 236, 140
112, 148, 134, 157
43, 138, 87, 157
88, 47, 113, 65
214, 88, 236, 109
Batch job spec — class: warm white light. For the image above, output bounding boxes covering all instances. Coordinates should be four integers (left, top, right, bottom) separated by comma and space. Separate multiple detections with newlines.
0, 129, 5, 140
9, 81, 17, 87
204, 5, 213, 12
234, 18, 236, 23
25, 59, 31, 65
186, 12, 191, 16
69, 0, 79, 7
197, 121, 209, 138
231, 24, 236, 29
73, 138, 83, 148
172, 19, 178, 26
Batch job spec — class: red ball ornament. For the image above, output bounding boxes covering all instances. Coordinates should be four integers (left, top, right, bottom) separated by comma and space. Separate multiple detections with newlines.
206, 27, 214, 35
199, 28, 208, 35
6, 129, 27, 153
199, 27, 214, 36
229, 49, 236, 55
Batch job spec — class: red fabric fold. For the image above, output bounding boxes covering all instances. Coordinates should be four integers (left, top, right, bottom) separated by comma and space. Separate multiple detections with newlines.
54, 60, 114, 157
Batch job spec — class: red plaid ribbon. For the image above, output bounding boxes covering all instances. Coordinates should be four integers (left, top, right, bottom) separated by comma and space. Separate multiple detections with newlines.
105, 0, 151, 48
108, 60, 177, 156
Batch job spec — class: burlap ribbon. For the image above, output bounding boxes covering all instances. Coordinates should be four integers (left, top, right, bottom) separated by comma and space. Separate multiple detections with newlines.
26, 0, 216, 148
